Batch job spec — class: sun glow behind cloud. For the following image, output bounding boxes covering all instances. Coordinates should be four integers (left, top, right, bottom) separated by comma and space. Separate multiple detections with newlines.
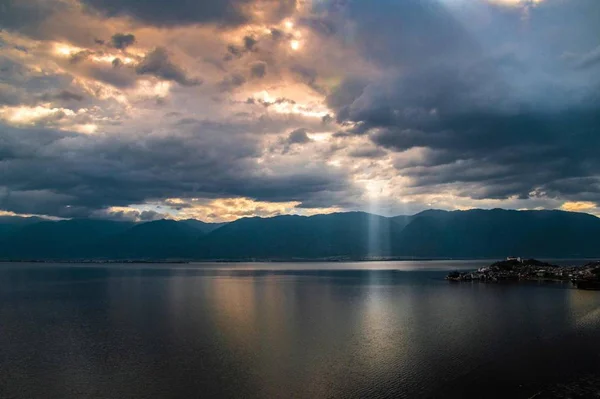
53, 42, 136, 64
0, 105, 75, 124
250, 91, 330, 118
0, 105, 100, 134
54, 43, 82, 56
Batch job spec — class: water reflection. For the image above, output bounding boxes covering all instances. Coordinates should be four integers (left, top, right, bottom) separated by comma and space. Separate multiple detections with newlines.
1, 263, 600, 398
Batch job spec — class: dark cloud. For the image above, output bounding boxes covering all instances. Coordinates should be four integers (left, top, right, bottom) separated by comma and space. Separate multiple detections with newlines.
335, 61, 600, 199
226, 44, 244, 59
224, 35, 261, 61
0, 56, 94, 107
348, 147, 387, 159
243, 36, 258, 51
290, 65, 325, 94
81, 0, 250, 26
136, 47, 202, 86
111, 33, 136, 50
279, 128, 312, 154
337, 0, 478, 69
38, 90, 85, 103
69, 50, 93, 64
270, 29, 285, 41
287, 128, 311, 144
326, 78, 368, 121
322, 0, 600, 202
0, 0, 108, 46
249, 61, 267, 78
321, 114, 334, 125
0, 123, 350, 218
0, 0, 66, 37
80, 0, 297, 27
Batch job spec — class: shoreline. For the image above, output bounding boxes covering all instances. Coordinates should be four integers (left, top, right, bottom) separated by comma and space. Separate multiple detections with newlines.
1, 257, 599, 264
446, 258, 600, 290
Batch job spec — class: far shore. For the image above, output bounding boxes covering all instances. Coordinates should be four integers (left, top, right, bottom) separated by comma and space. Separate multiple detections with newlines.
1, 257, 598, 264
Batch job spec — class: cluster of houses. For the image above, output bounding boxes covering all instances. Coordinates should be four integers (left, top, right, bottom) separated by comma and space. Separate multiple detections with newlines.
447, 258, 600, 289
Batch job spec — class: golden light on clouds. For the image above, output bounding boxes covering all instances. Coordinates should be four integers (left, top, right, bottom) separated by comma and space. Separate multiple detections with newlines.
132, 80, 171, 99
251, 91, 330, 118
0, 105, 100, 134
0, 210, 59, 220
161, 197, 341, 222
560, 201, 598, 213
53, 42, 136, 65
54, 43, 82, 56
92, 54, 135, 64
290, 40, 301, 51
306, 132, 330, 142
72, 123, 98, 134
0, 105, 74, 125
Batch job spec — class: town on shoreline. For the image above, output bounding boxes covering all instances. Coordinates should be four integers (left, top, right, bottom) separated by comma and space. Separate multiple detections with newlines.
446, 257, 600, 290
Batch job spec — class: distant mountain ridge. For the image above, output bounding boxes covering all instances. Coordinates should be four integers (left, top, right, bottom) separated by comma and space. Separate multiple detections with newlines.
0, 209, 599, 260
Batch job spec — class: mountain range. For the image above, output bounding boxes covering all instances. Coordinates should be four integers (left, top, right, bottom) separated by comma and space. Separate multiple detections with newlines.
1, 209, 599, 260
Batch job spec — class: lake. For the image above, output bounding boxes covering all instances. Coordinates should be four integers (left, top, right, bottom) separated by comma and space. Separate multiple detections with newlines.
1, 260, 600, 398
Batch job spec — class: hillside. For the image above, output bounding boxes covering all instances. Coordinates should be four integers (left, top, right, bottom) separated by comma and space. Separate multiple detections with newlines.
0, 209, 599, 260
195, 212, 403, 259
396, 209, 600, 258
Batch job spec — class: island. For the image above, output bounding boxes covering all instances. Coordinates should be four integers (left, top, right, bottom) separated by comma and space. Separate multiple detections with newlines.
446, 258, 600, 290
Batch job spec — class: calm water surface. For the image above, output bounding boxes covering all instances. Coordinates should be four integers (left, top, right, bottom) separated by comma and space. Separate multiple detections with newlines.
1, 260, 600, 398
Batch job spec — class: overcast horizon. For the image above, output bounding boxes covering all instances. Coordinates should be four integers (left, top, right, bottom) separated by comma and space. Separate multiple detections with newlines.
1, 0, 599, 222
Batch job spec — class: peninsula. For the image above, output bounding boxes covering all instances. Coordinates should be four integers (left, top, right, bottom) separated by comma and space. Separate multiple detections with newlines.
447, 258, 600, 290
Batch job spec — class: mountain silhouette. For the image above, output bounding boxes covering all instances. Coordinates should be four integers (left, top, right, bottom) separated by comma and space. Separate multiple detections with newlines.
0, 209, 599, 260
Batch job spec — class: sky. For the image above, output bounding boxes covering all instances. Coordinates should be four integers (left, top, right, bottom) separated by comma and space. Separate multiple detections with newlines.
0, 0, 599, 222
